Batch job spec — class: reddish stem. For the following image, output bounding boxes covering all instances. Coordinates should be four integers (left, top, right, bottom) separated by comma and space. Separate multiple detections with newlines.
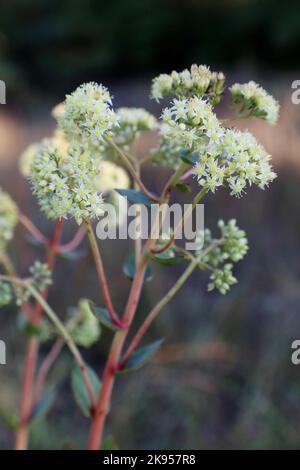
87, 165, 186, 450
87, 257, 147, 450
84, 220, 122, 328
56, 226, 86, 254
150, 236, 174, 255
33, 338, 64, 404
19, 213, 50, 247
180, 168, 194, 182
15, 219, 63, 450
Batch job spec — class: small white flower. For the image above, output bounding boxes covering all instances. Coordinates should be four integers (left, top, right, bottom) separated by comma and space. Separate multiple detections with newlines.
230, 81, 280, 124
58, 82, 118, 145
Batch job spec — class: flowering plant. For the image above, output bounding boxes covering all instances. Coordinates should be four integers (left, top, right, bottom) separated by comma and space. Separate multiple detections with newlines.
0, 65, 279, 450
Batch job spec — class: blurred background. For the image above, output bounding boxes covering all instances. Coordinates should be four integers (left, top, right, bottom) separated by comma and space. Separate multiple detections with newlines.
1, 0, 300, 450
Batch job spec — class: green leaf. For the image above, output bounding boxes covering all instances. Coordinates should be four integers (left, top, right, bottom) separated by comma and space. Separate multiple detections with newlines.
179, 150, 199, 166
71, 365, 101, 417
116, 189, 156, 206
88, 303, 122, 332
175, 182, 191, 193
123, 251, 152, 282
117, 339, 164, 375
31, 389, 55, 422
148, 250, 186, 266
17, 313, 43, 337
59, 249, 86, 261
102, 436, 119, 450
0, 408, 18, 430
26, 235, 44, 248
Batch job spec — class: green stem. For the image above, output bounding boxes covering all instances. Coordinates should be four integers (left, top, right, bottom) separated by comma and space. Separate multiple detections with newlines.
120, 255, 201, 367
0, 276, 97, 411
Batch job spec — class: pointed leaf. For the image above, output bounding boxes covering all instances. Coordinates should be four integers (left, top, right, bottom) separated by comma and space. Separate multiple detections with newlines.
117, 339, 164, 375
175, 182, 191, 193
26, 235, 45, 248
123, 251, 152, 282
59, 249, 86, 261
116, 189, 156, 206
71, 365, 101, 417
148, 250, 186, 266
17, 313, 43, 337
89, 303, 122, 332
179, 150, 199, 166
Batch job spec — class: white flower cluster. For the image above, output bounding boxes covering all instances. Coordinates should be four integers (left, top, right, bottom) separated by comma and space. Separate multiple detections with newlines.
116, 107, 158, 144
196, 219, 248, 294
58, 82, 118, 146
157, 96, 276, 196
230, 81, 280, 124
196, 128, 276, 196
30, 141, 103, 224
29, 260, 52, 293
19, 130, 69, 178
151, 64, 225, 102
0, 187, 18, 253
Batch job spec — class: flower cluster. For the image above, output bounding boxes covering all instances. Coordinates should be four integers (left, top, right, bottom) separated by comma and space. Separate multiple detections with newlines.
115, 107, 158, 144
230, 81, 280, 124
30, 141, 103, 224
29, 261, 52, 293
20, 130, 69, 178
155, 96, 276, 196
153, 97, 220, 170
196, 219, 248, 294
0, 187, 18, 253
69, 299, 101, 348
151, 129, 183, 170
151, 64, 225, 102
58, 82, 118, 146
0, 282, 13, 307
162, 96, 221, 146
195, 128, 277, 196
0, 261, 52, 308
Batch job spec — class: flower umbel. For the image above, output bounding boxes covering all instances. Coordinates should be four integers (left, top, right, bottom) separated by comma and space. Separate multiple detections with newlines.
30, 141, 104, 224
58, 82, 118, 145
230, 81, 280, 124
195, 219, 249, 294
151, 64, 225, 103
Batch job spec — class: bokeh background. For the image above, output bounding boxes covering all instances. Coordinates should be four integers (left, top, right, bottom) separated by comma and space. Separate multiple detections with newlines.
1, 0, 300, 450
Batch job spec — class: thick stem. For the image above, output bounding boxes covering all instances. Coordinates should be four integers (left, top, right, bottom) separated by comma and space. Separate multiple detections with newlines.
120, 257, 200, 367
84, 219, 122, 327
87, 256, 147, 450
56, 226, 86, 254
87, 163, 190, 450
